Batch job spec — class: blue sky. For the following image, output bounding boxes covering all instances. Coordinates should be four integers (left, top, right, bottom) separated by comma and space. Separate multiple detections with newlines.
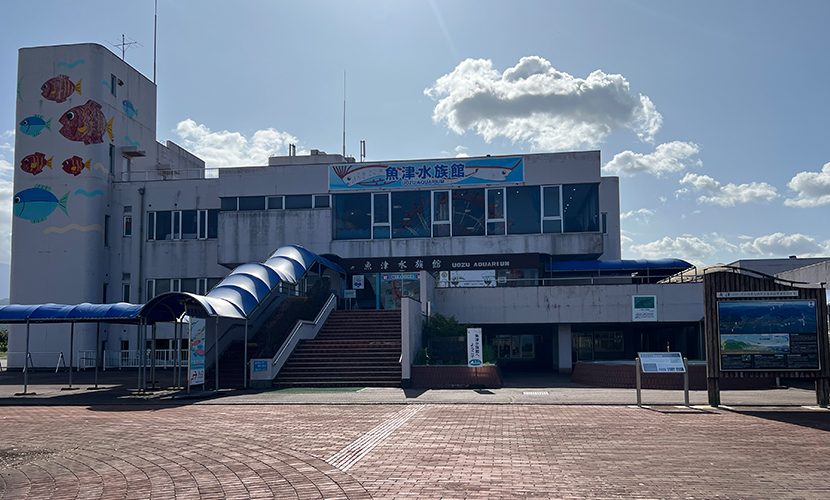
2, 0, 830, 272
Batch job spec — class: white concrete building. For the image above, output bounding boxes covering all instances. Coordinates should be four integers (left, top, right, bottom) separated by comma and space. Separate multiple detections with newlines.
10, 43, 705, 374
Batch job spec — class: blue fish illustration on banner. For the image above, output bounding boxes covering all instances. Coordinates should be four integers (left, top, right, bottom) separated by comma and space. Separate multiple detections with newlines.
122, 100, 138, 118
19, 115, 51, 137
14, 185, 69, 223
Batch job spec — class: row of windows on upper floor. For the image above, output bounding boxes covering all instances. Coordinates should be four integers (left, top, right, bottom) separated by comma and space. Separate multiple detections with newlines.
138, 183, 601, 242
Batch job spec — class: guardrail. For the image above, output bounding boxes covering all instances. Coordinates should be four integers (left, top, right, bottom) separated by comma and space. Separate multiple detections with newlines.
78, 349, 189, 370
114, 168, 220, 182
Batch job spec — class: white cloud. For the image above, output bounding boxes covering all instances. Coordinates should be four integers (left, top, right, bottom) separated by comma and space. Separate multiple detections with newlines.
784, 162, 830, 207
738, 233, 829, 257
424, 56, 662, 151
629, 236, 716, 262
454, 145, 470, 158
173, 119, 298, 168
678, 173, 779, 207
620, 208, 655, 224
0, 159, 13, 265
603, 141, 700, 177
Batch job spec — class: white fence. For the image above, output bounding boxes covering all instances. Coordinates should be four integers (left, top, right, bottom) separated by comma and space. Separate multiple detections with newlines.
78, 349, 189, 370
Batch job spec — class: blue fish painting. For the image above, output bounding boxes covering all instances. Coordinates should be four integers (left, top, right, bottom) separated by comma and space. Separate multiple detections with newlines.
19, 115, 51, 137
14, 185, 69, 223
122, 100, 138, 118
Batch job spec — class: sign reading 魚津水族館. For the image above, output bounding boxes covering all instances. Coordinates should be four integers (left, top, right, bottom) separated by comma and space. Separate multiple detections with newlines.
189, 317, 206, 387
467, 328, 483, 367
329, 157, 524, 190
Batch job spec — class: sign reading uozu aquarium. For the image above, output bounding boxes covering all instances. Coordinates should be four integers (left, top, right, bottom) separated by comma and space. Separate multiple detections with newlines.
718, 300, 820, 371
329, 157, 524, 190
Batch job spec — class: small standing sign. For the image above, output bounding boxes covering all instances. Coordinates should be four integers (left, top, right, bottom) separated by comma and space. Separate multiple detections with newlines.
467, 328, 483, 367
635, 352, 689, 407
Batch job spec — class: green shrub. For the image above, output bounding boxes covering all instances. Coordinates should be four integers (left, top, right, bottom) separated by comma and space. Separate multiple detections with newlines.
413, 348, 429, 365
483, 344, 496, 364
422, 313, 470, 339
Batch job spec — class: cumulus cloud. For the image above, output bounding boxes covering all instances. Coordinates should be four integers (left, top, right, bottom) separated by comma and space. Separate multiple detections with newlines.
678, 173, 779, 207
784, 162, 830, 207
173, 119, 298, 168
620, 208, 655, 224
629, 236, 717, 262
738, 233, 829, 257
424, 56, 662, 151
603, 141, 700, 177
454, 145, 470, 158
0, 133, 14, 265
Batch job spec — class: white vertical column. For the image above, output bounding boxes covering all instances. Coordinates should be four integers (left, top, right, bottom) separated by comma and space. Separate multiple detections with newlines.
558, 324, 572, 374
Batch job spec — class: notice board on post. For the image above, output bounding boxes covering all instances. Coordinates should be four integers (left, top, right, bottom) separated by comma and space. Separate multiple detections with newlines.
703, 268, 830, 407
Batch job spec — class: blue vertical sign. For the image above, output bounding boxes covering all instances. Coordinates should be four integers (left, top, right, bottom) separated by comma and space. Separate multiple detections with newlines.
189, 317, 206, 387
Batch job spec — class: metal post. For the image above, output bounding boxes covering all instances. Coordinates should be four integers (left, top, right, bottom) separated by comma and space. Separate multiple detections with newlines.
187, 319, 192, 395
635, 357, 642, 407
23, 320, 30, 394
137, 322, 142, 392
215, 316, 219, 392
150, 323, 157, 389
67, 323, 75, 389
93, 323, 100, 389
683, 357, 690, 407
243, 318, 248, 389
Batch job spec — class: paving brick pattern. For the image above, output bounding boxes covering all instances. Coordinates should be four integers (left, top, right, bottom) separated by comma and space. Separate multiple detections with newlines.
1, 403, 828, 499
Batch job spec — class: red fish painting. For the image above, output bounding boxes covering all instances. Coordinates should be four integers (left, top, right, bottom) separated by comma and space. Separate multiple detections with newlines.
61, 156, 91, 176
59, 100, 114, 145
40, 75, 82, 103
20, 152, 53, 176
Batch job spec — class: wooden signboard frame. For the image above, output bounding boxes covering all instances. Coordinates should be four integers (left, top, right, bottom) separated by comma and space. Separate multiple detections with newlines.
704, 267, 830, 407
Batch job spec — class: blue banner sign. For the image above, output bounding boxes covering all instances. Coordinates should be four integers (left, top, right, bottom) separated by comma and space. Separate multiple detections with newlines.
329, 157, 524, 190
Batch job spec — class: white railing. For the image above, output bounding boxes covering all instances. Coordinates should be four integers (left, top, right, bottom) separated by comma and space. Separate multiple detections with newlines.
115, 168, 219, 182
78, 349, 189, 370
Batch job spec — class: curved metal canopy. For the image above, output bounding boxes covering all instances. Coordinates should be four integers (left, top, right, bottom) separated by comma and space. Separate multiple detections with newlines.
0, 302, 144, 324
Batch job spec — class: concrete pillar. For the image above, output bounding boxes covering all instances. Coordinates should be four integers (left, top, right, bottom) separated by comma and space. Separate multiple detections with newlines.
558, 324, 572, 374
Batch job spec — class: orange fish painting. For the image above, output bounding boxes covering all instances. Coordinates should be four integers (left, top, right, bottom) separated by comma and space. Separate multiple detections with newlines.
61, 156, 91, 176
41, 74, 82, 103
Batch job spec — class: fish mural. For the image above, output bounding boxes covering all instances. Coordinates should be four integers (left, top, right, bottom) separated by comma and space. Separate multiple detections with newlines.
464, 161, 521, 181
59, 100, 114, 145
62, 155, 91, 176
14, 185, 69, 223
19, 115, 51, 137
41, 74, 82, 103
122, 100, 138, 118
17, 77, 23, 101
333, 165, 406, 187
20, 153, 53, 176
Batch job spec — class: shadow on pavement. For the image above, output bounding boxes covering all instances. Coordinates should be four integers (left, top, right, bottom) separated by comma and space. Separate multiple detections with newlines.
732, 410, 830, 432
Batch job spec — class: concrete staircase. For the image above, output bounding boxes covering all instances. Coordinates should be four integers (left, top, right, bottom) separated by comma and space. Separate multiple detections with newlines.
273, 310, 402, 388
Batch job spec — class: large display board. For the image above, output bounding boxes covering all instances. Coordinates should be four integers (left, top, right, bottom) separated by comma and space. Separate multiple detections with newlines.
718, 300, 820, 371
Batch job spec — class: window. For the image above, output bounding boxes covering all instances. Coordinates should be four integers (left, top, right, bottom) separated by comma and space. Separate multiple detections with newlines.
601, 212, 608, 234
122, 283, 131, 303
285, 195, 313, 209
104, 215, 110, 246
110, 74, 117, 96
239, 196, 265, 211
542, 185, 562, 234
121, 340, 129, 351
267, 196, 283, 210
123, 215, 132, 236
220, 197, 238, 211
181, 278, 197, 294
102, 283, 108, 303
392, 191, 430, 238
452, 189, 485, 236
433, 191, 450, 237
593, 331, 624, 352
507, 186, 541, 235
145, 280, 155, 302
372, 193, 390, 239
121, 156, 130, 181
109, 144, 115, 174
333, 193, 371, 240
562, 184, 599, 233
148, 210, 219, 240
314, 195, 330, 208
486, 188, 505, 235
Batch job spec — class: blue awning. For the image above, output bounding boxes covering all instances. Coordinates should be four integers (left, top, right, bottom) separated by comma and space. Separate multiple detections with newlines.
0, 302, 144, 324
546, 259, 693, 273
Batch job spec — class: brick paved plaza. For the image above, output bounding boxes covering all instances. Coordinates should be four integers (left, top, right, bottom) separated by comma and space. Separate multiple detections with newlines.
0, 386, 828, 499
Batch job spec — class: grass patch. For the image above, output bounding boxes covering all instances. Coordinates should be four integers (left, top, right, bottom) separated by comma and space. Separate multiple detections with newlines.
269, 387, 364, 394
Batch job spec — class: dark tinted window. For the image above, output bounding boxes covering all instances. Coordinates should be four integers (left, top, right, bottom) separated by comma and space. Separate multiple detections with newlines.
452, 189, 485, 236
314, 195, 330, 208
182, 210, 198, 239
392, 191, 430, 238
208, 209, 219, 239
563, 184, 599, 233
333, 193, 371, 239
285, 195, 312, 209
507, 186, 541, 234
155, 211, 172, 240
220, 197, 238, 211
239, 196, 265, 211
267, 196, 283, 209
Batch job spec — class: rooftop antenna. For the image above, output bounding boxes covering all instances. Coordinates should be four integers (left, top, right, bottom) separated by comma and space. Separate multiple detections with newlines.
360, 140, 366, 162
342, 71, 346, 157
153, 0, 158, 82
109, 34, 141, 61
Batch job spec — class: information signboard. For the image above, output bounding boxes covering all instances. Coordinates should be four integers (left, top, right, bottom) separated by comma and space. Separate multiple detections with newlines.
189, 317, 206, 386
252, 360, 268, 372
718, 300, 820, 371
352, 275, 364, 290
467, 328, 483, 367
632, 295, 657, 321
638, 352, 687, 373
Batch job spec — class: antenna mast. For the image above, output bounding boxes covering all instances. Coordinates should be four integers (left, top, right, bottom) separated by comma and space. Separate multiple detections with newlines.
111, 34, 140, 60
342, 71, 346, 157
153, 0, 158, 82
